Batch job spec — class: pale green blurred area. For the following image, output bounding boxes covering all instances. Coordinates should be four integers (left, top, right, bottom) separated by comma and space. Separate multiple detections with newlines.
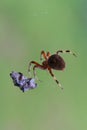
0, 0, 87, 130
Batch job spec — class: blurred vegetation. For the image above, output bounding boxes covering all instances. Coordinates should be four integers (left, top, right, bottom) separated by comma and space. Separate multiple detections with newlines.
0, 0, 87, 130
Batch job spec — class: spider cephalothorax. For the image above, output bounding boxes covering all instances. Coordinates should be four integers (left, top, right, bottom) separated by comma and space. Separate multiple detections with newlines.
28, 50, 76, 89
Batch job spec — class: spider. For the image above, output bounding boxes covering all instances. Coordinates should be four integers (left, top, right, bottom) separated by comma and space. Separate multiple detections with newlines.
28, 50, 76, 89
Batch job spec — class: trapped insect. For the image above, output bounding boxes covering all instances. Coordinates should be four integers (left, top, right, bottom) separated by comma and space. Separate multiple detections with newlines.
28, 50, 76, 89
10, 71, 37, 92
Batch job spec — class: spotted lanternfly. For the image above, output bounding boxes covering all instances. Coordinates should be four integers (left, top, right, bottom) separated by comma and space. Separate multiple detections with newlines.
10, 71, 37, 92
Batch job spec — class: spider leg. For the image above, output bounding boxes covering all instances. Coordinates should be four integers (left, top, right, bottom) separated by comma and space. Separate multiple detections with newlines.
33, 65, 44, 80
40, 50, 47, 60
28, 61, 46, 79
48, 68, 63, 89
47, 52, 51, 59
33, 65, 39, 80
56, 50, 77, 57
28, 61, 33, 72
28, 61, 45, 72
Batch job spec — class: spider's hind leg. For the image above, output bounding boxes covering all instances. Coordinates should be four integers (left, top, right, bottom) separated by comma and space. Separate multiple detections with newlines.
56, 50, 77, 57
48, 68, 63, 89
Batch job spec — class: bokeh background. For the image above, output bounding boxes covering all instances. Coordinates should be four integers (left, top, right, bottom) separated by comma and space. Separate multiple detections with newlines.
0, 0, 87, 130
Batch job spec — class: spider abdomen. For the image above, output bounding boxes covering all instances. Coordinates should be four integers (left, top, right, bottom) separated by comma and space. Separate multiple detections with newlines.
48, 54, 65, 70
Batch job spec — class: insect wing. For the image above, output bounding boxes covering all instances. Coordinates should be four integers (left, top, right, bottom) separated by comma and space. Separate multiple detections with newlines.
10, 71, 37, 92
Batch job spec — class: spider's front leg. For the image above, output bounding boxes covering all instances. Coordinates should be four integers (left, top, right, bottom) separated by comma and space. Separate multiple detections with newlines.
28, 61, 44, 71
33, 65, 41, 80
40, 50, 47, 60
40, 50, 51, 60
48, 68, 63, 89
28, 61, 45, 80
28, 61, 34, 73
47, 51, 51, 59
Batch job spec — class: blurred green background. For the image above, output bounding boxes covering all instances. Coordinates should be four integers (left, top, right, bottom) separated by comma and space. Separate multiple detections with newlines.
0, 0, 87, 130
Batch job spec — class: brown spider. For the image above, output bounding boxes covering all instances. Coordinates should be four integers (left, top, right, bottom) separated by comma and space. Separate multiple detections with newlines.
28, 50, 76, 89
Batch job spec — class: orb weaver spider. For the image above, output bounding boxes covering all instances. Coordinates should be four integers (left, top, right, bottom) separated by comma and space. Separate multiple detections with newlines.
28, 50, 76, 89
